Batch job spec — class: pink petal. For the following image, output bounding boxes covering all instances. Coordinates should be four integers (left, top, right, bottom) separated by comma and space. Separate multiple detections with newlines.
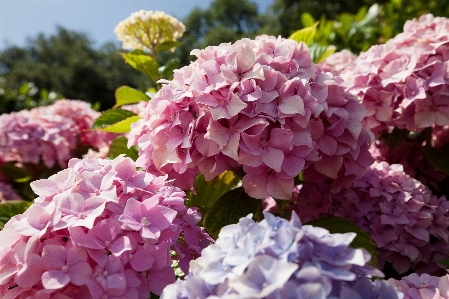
30, 179, 58, 197
147, 266, 176, 295
225, 93, 247, 118
42, 270, 70, 289
235, 43, 255, 73
314, 155, 343, 179
131, 248, 155, 271
267, 175, 294, 200
68, 262, 92, 286
279, 95, 305, 115
262, 147, 284, 173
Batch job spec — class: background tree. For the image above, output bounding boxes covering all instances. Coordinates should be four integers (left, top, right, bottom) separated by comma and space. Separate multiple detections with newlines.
0, 27, 149, 111
172, 0, 265, 65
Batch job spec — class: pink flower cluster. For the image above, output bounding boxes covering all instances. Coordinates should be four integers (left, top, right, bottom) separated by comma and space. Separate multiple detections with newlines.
0, 155, 210, 299
389, 273, 449, 299
369, 139, 448, 196
129, 35, 373, 199
343, 14, 449, 135
290, 161, 449, 275
0, 100, 117, 168
318, 49, 358, 76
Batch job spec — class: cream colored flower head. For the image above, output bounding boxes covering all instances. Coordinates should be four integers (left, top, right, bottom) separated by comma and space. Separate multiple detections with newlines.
114, 10, 185, 55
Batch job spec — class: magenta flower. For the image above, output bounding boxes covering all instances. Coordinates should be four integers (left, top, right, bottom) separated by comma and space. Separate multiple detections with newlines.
118, 197, 178, 240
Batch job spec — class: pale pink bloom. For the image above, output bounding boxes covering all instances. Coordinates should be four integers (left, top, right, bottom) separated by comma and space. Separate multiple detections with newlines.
344, 14, 449, 134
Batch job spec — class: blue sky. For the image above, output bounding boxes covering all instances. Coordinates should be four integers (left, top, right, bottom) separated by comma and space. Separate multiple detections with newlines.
0, 0, 273, 50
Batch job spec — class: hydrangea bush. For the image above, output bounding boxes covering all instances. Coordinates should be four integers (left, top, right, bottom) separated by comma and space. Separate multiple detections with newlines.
1, 9, 449, 299
0, 155, 210, 298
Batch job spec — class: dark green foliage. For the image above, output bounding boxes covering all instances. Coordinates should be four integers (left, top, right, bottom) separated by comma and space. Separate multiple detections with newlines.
203, 187, 263, 239
0, 27, 149, 111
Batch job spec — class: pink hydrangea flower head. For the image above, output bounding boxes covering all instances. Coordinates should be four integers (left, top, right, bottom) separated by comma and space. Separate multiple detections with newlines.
343, 14, 449, 135
130, 35, 373, 199
369, 139, 449, 197
290, 161, 449, 275
389, 273, 449, 299
0, 100, 117, 168
318, 49, 358, 77
0, 155, 211, 298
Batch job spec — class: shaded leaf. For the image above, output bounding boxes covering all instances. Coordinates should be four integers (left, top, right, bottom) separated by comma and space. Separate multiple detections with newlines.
159, 58, 180, 80
120, 50, 159, 82
0, 163, 33, 183
289, 22, 318, 46
0, 200, 32, 229
387, 127, 410, 151
107, 136, 139, 161
306, 216, 378, 266
203, 187, 262, 239
113, 86, 149, 108
186, 171, 240, 209
423, 144, 449, 176
434, 259, 449, 268
301, 12, 316, 27
309, 43, 337, 63
92, 109, 140, 133
156, 40, 181, 53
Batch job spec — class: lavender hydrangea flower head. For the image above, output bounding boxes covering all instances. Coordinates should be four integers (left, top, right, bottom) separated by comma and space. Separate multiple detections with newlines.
161, 212, 403, 299
290, 161, 449, 275
343, 14, 449, 135
129, 35, 373, 199
0, 155, 211, 298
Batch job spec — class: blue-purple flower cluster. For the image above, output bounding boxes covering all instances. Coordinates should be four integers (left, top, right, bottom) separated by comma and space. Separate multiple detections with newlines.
161, 212, 403, 299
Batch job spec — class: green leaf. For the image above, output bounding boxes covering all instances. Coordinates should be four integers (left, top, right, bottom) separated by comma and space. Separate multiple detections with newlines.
0, 162, 33, 183
288, 22, 318, 46
156, 40, 181, 53
159, 58, 180, 80
422, 144, 449, 176
309, 43, 337, 63
387, 127, 410, 151
306, 216, 378, 266
300, 12, 316, 27
0, 200, 32, 229
203, 187, 263, 239
92, 109, 140, 133
434, 259, 449, 268
120, 50, 159, 82
113, 86, 149, 109
186, 171, 240, 209
107, 136, 139, 161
